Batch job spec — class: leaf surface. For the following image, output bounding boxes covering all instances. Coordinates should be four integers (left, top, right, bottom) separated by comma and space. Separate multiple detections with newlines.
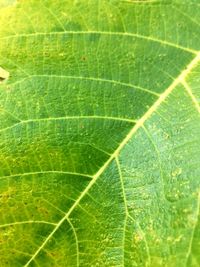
0, 0, 200, 266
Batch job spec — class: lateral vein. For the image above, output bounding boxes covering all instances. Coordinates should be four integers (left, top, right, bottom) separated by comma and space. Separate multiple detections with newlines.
0, 221, 56, 228
182, 80, 200, 113
185, 192, 200, 266
6, 74, 159, 96
0, 170, 92, 180
0, 30, 197, 54
0, 116, 135, 133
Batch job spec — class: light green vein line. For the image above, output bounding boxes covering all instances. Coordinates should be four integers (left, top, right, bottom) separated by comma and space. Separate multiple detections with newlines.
173, 6, 200, 28
83, 143, 111, 157
0, 107, 21, 122
123, 0, 159, 3
67, 218, 79, 267
115, 156, 150, 266
0, 30, 197, 54
40, 2, 66, 32
11, 249, 32, 257
0, 221, 56, 228
115, 156, 130, 266
24, 50, 200, 267
0, 170, 92, 180
182, 80, 200, 113
142, 125, 166, 201
6, 74, 159, 96
0, 116, 135, 133
185, 192, 200, 266
42, 199, 67, 215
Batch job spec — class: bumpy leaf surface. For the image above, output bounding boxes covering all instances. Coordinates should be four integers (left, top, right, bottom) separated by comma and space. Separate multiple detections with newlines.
0, 0, 200, 266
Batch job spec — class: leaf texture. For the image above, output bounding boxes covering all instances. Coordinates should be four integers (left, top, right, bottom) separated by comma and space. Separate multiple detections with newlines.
0, 0, 200, 266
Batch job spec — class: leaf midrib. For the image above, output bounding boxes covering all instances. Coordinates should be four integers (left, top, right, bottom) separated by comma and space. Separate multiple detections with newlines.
23, 50, 200, 267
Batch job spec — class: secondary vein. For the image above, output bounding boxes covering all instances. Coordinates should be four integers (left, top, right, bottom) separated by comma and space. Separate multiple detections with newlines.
0, 30, 197, 54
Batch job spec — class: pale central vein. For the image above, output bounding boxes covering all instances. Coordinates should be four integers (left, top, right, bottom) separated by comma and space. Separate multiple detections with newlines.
24, 51, 200, 267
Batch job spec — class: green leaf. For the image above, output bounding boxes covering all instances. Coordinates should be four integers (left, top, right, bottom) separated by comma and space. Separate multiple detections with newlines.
0, 0, 200, 266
